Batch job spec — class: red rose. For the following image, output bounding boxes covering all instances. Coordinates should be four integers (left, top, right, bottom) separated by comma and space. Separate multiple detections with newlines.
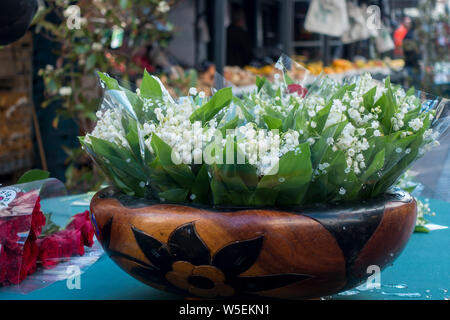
69, 229, 85, 256
56, 229, 84, 256
0, 191, 44, 286
0, 244, 8, 283
66, 211, 94, 247
1, 244, 22, 285
56, 233, 74, 260
1, 215, 33, 248
19, 236, 39, 282
36, 235, 61, 269
287, 84, 308, 97
66, 211, 88, 230
0, 219, 19, 247
30, 199, 46, 237
1, 234, 39, 285
82, 220, 95, 247
1, 206, 95, 286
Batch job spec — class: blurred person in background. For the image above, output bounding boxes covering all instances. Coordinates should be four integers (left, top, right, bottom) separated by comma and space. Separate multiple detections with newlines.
403, 19, 421, 88
226, 3, 253, 67
394, 16, 412, 57
0, 0, 37, 45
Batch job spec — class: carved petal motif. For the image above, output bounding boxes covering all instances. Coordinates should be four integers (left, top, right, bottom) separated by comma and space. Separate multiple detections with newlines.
132, 226, 173, 272
212, 235, 264, 277
99, 217, 313, 297
100, 217, 113, 250
168, 222, 211, 266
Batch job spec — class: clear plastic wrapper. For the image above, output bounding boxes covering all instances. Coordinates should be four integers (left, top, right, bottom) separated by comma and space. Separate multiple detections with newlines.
407, 92, 450, 201
81, 58, 449, 210
0, 179, 102, 293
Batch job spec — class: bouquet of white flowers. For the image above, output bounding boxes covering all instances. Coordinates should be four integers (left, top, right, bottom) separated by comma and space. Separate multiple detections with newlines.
79, 63, 445, 207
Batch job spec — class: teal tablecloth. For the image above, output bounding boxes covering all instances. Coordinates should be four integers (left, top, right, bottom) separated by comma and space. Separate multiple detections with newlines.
0, 195, 448, 300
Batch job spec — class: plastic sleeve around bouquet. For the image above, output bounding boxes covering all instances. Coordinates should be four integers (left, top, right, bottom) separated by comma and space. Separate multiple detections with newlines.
82, 59, 447, 208
80, 72, 180, 201
0, 179, 102, 293
402, 92, 450, 202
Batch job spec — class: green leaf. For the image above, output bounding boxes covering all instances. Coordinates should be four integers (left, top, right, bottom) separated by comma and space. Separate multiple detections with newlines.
275, 87, 282, 102
363, 86, 377, 110
210, 169, 256, 206
385, 77, 398, 127
190, 87, 232, 123
220, 116, 240, 136
361, 148, 385, 181
209, 143, 259, 206
89, 136, 132, 161
151, 134, 195, 190
294, 105, 309, 133
104, 153, 147, 182
308, 150, 347, 203
158, 189, 189, 203
282, 103, 299, 132
414, 225, 430, 233
313, 84, 354, 134
383, 132, 416, 172
140, 69, 162, 99
79, 137, 136, 196
373, 94, 390, 132
123, 117, 143, 163
403, 106, 422, 125
263, 115, 282, 130
97, 72, 120, 90
257, 143, 312, 205
372, 130, 424, 197
40, 213, 61, 237
210, 175, 232, 205
150, 134, 176, 166
190, 165, 211, 204
406, 86, 415, 96
123, 89, 145, 121
88, 136, 148, 196
311, 122, 346, 168
17, 170, 50, 184
256, 76, 266, 93
403, 185, 417, 193
233, 96, 254, 122
284, 73, 295, 85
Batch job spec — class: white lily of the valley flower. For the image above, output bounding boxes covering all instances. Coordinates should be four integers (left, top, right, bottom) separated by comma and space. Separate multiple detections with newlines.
157, 1, 170, 13
59, 87, 72, 96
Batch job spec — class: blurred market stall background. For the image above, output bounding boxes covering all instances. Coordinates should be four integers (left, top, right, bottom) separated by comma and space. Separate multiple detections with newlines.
0, 0, 449, 194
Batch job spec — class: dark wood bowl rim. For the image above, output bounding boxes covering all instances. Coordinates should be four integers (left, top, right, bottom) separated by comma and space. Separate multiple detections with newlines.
95, 186, 413, 214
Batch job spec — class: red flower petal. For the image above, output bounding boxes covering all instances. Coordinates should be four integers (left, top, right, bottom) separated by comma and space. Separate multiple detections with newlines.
37, 235, 61, 269
19, 236, 39, 282
287, 84, 308, 98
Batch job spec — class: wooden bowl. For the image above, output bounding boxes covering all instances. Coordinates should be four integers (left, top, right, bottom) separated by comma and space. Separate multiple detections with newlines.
90, 188, 417, 299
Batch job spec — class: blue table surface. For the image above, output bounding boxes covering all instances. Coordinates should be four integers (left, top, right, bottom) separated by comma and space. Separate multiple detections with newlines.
1, 194, 449, 300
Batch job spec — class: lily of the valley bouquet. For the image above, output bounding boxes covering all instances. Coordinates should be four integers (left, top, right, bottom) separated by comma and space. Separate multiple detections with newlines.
80, 64, 443, 208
